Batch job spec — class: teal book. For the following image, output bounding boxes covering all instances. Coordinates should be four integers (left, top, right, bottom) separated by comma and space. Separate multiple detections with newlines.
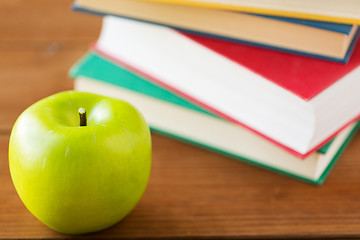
70, 52, 360, 185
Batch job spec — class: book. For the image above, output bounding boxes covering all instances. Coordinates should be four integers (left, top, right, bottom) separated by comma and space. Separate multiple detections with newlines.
70, 52, 360, 184
110, 0, 360, 25
73, 0, 359, 62
93, 16, 360, 158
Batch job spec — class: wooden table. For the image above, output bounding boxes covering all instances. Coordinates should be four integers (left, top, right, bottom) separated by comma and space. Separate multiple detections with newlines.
1, 1, 360, 239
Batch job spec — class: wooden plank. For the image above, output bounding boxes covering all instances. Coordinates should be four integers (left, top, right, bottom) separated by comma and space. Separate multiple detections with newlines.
0, 0, 101, 132
0, 0, 101, 41
1, 133, 360, 239
0, 44, 90, 132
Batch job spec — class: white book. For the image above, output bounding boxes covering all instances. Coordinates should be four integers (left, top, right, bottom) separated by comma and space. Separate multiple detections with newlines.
94, 16, 360, 157
74, 75, 358, 184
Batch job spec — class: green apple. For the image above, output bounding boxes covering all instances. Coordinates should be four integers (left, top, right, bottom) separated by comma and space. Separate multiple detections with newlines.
8, 90, 151, 234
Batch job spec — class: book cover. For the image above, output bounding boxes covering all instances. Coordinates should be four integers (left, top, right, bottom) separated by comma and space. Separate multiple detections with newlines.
73, 0, 359, 62
70, 52, 360, 184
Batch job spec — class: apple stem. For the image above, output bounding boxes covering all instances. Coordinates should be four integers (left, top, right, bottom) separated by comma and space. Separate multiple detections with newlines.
79, 108, 87, 127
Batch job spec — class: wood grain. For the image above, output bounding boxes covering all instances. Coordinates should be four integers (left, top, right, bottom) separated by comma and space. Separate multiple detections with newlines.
0, 0, 101, 132
1, 0, 360, 239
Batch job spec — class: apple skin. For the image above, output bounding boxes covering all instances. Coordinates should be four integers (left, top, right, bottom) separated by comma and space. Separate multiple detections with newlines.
8, 90, 151, 234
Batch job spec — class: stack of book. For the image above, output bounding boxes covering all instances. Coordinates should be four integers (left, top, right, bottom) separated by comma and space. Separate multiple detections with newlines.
70, 0, 360, 184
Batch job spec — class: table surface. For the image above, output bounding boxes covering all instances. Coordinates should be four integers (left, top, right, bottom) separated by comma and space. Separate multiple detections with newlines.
1, 1, 360, 239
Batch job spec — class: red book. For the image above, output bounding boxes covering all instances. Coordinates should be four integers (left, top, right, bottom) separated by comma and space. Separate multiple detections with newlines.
94, 16, 360, 158
181, 31, 360, 100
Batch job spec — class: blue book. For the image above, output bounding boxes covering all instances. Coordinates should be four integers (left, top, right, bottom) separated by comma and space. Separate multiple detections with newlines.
252, 14, 353, 34
73, 0, 359, 63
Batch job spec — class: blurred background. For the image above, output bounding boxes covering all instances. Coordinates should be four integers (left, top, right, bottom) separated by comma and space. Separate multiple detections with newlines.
0, 0, 101, 132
